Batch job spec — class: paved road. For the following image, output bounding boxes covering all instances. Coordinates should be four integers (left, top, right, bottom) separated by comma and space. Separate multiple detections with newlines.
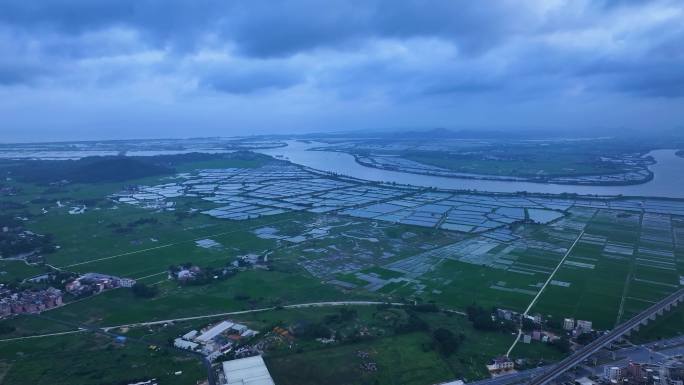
101, 301, 413, 330
0, 329, 87, 342
0, 301, 428, 340
506, 230, 585, 357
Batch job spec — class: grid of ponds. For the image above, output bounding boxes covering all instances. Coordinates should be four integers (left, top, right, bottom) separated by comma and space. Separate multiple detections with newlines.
112, 164, 684, 235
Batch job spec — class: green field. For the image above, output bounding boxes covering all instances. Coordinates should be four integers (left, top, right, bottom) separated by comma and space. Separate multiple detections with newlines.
0, 332, 205, 385
1, 152, 682, 385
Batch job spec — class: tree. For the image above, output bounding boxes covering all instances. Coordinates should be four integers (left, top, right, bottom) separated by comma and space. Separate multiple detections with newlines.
411, 303, 439, 313
394, 312, 429, 334
131, 283, 157, 298
339, 307, 357, 321
466, 304, 498, 331
551, 337, 571, 353
522, 318, 537, 332
576, 332, 597, 345
0, 323, 16, 335
432, 328, 463, 356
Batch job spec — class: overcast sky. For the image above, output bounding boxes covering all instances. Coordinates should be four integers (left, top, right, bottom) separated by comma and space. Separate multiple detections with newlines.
1, 0, 683, 141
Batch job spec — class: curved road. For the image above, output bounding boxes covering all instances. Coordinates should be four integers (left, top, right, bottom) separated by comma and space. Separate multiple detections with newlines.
1, 301, 465, 341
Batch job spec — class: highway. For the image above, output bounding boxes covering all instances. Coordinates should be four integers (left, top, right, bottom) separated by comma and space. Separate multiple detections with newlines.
465, 366, 549, 385
466, 335, 684, 385
528, 287, 684, 385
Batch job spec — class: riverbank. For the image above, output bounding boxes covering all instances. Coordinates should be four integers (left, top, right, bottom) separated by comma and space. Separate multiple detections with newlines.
352, 152, 654, 187
257, 142, 684, 198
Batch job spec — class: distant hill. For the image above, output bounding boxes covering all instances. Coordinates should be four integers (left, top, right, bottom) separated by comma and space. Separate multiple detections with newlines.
294, 127, 547, 140
291, 126, 682, 141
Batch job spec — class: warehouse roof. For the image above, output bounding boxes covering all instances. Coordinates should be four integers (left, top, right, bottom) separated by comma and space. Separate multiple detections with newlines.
222, 355, 274, 385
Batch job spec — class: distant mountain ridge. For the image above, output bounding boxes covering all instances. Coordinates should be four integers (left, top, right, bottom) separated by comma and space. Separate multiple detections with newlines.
293, 127, 614, 140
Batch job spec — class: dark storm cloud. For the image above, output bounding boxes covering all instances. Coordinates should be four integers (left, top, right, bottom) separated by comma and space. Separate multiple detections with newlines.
226, 0, 523, 57
0, 0, 524, 60
0, 0, 682, 141
200, 66, 303, 94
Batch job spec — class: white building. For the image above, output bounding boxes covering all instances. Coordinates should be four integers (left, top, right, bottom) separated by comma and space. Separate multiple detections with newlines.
574, 377, 596, 385
241, 329, 258, 338
173, 338, 199, 350
603, 366, 622, 382
577, 320, 593, 333
231, 323, 249, 333
221, 355, 274, 385
563, 318, 575, 331
196, 321, 235, 343
182, 330, 198, 340
486, 356, 514, 373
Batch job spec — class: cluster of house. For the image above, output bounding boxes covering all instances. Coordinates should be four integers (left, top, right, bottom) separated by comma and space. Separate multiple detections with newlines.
168, 255, 268, 284
65, 273, 135, 296
520, 317, 592, 345
486, 356, 516, 376
0, 285, 63, 317
173, 319, 259, 362
496, 308, 594, 344
233, 253, 268, 268
167, 264, 237, 283
486, 309, 597, 376
571, 359, 684, 385
563, 317, 594, 335
168, 265, 204, 281
603, 360, 684, 385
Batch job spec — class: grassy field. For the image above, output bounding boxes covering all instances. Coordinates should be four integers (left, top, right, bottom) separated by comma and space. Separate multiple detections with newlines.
45, 269, 358, 326
629, 305, 684, 343
0, 332, 205, 385
404, 149, 628, 177
257, 306, 566, 384
0, 260, 47, 284
267, 332, 454, 385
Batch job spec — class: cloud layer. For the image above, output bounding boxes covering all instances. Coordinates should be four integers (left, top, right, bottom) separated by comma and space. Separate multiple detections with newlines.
1, 0, 683, 141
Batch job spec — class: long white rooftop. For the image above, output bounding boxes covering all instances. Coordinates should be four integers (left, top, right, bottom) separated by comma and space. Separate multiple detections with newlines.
196, 321, 234, 343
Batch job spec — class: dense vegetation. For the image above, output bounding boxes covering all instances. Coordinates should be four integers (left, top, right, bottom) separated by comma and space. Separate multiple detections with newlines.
0, 157, 173, 184
131, 282, 158, 298
0, 215, 55, 259
0, 151, 272, 184
466, 304, 516, 333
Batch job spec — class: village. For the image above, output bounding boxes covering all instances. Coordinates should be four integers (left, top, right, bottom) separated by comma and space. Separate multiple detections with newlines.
0, 272, 135, 319
173, 319, 259, 362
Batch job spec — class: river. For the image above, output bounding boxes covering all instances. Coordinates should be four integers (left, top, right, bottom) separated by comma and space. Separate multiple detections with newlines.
258, 141, 684, 198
